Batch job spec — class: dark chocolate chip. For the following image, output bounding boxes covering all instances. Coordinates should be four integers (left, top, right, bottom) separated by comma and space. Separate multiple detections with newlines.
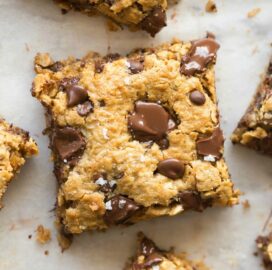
196, 127, 224, 160
156, 137, 169, 150
157, 158, 185, 180
114, 171, 124, 179
59, 77, 80, 91
94, 173, 117, 194
178, 191, 204, 211
48, 61, 63, 72
104, 195, 140, 225
189, 90, 206, 105
99, 100, 106, 107
77, 101, 94, 116
141, 7, 167, 37
140, 236, 157, 256
180, 38, 220, 76
127, 59, 144, 74
104, 53, 120, 63
128, 101, 177, 146
66, 85, 89, 107
94, 60, 105, 73
52, 127, 86, 161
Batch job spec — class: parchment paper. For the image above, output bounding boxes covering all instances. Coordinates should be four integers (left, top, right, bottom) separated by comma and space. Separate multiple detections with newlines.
0, 0, 271, 269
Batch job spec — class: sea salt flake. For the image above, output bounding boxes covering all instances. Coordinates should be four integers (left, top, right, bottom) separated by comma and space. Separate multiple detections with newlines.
105, 201, 112, 210
204, 155, 216, 162
102, 128, 109, 139
95, 177, 108, 186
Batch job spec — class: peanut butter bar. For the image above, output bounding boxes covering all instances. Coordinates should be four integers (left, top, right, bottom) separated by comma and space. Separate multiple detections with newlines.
32, 38, 239, 247
256, 232, 272, 269
54, 0, 167, 36
232, 59, 272, 155
125, 233, 210, 270
0, 118, 38, 208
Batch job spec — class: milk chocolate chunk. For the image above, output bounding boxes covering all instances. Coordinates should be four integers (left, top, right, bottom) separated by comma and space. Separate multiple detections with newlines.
52, 127, 86, 161
128, 101, 176, 145
140, 235, 158, 256
104, 195, 140, 225
189, 90, 206, 105
180, 38, 220, 76
66, 85, 89, 107
141, 7, 166, 37
196, 127, 224, 160
157, 158, 185, 179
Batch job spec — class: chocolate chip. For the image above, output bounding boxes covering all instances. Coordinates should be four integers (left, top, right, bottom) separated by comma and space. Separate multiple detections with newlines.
140, 236, 157, 256
143, 253, 163, 268
156, 137, 169, 150
59, 77, 80, 91
66, 85, 89, 107
141, 7, 167, 37
189, 90, 206, 105
180, 38, 220, 76
178, 191, 204, 211
48, 61, 63, 72
104, 53, 120, 63
157, 158, 185, 180
94, 60, 105, 73
94, 173, 117, 194
52, 127, 86, 161
128, 101, 177, 147
77, 101, 94, 116
196, 127, 224, 160
127, 59, 144, 74
99, 100, 106, 107
104, 195, 140, 225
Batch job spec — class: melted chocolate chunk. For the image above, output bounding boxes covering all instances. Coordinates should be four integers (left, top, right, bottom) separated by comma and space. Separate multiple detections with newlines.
180, 38, 220, 76
143, 253, 163, 268
157, 158, 185, 180
48, 61, 63, 72
141, 7, 167, 37
77, 101, 94, 116
128, 101, 177, 147
52, 127, 86, 161
66, 85, 89, 107
189, 90, 206, 105
196, 127, 224, 160
104, 195, 140, 225
127, 59, 144, 74
104, 53, 121, 63
178, 191, 204, 211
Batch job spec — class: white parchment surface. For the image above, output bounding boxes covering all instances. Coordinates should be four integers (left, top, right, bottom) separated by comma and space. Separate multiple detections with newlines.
0, 0, 272, 269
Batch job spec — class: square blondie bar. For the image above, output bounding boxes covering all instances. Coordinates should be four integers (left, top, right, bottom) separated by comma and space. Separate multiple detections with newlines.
32, 38, 239, 247
125, 233, 210, 270
0, 118, 38, 208
232, 58, 272, 155
54, 0, 167, 36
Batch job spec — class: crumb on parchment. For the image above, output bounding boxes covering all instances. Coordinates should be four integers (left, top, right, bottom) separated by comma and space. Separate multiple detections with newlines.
242, 200, 250, 209
247, 8, 261, 18
36, 225, 51, 245
205, 0, 217, 13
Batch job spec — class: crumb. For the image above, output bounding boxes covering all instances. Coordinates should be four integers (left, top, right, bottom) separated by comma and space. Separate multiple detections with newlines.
25, 43, 30, 52
242, 200, 250, 209
252, 46, 259, 55
28, 234, 32, 239
253, 251, 258, 257
44, 250, 49, 256
171, 11, 177, 20
36, 225, 51, 245
206, 31, 216, 39
205, 0, 217, 13
107, 20, 121, 32
247, 8, 261, 18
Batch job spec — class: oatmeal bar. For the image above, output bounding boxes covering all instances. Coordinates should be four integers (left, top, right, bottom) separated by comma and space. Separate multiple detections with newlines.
32, 38, 239, 246
0, 118, 38, 208
125, 233, 210, 270
54, 0, 167, 36
256, 232, 272, 269
231, 58, 272, 154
